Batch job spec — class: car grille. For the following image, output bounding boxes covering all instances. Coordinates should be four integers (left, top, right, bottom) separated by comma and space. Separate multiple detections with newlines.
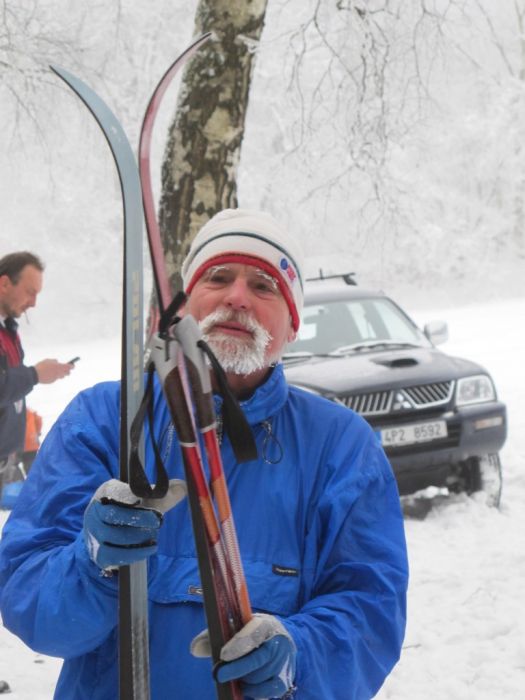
341, 391, 392, 415
338, 380, 454, 417
403, 381, 454, 407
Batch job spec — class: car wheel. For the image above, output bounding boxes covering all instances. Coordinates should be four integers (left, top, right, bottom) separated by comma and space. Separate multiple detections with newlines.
462, 454, 502, 507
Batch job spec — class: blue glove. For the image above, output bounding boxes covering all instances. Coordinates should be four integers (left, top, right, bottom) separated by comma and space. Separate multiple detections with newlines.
83, 478, 186, 570
192, 613, 297, 699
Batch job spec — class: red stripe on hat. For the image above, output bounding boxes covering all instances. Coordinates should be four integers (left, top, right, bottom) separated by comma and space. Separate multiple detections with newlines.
185, 253, 300, 331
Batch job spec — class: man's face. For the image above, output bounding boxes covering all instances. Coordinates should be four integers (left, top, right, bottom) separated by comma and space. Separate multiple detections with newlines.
185, 263, 296, 377
0, 265, 43, 318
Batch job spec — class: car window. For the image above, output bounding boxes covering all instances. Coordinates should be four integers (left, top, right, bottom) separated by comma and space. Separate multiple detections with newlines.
367, 300, 421, 342
287, 297, 427, 354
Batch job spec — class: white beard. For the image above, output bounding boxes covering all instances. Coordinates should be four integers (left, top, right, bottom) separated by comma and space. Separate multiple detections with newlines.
199, 308, 273, 376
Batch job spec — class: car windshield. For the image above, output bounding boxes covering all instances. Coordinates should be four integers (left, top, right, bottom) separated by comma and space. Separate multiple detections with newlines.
285, 297, 429, 356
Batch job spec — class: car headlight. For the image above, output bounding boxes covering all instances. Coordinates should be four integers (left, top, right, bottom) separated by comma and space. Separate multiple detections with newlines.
456, 374, 496, 406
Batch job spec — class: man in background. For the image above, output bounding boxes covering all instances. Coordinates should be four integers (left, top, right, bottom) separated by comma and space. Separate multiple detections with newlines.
0, 252, 74, 495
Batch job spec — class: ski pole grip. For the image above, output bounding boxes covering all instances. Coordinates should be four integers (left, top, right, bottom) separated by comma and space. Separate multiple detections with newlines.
175, 316, 212, 394
150, 334, 195, 444
175, 315, 216, 430
164, 370, 197, 445
185, 359, 215, 430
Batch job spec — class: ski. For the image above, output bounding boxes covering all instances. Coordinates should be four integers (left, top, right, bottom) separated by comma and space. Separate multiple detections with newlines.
138, 34, 257, 700
139, 31, 212, 334
51, 32, 257, 700
50, 66, 152, 700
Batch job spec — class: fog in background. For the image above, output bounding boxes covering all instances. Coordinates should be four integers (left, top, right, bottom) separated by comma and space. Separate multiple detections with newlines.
1, 0, 523, 348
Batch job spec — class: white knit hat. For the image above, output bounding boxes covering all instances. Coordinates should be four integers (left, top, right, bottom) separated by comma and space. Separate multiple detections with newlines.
181, 209, 304, 330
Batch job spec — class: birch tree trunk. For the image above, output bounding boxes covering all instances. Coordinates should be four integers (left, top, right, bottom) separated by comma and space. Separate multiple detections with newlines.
158, 0, 269, 292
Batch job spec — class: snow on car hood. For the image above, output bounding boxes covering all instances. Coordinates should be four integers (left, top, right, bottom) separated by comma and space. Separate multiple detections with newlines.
283, 346, 485, 395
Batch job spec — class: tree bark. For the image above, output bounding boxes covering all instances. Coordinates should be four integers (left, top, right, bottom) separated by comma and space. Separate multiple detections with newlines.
158, 0, 269, 293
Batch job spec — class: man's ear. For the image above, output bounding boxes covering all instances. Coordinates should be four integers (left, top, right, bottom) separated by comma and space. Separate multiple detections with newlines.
287, 326, 297, 344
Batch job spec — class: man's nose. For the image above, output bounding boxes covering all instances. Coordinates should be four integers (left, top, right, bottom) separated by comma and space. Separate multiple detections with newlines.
223, 277, 251, 309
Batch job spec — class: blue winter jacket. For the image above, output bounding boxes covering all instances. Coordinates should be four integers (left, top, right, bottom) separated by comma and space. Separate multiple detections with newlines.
0, 364, 408, 699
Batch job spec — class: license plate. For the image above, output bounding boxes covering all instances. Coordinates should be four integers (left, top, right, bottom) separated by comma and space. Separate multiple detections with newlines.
380, 420, 447, 447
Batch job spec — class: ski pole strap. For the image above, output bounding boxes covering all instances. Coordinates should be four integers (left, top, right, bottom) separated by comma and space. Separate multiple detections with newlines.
197, 339, 258, 464
128, 363, 170, 498
158, 290, 187, 335
127, 290, 187, 499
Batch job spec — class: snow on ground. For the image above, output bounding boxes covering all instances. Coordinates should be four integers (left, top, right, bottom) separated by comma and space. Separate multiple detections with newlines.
1, 296, 524, 698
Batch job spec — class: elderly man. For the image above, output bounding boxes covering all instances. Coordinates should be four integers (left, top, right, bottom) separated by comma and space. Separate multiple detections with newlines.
0, 210, 408, 700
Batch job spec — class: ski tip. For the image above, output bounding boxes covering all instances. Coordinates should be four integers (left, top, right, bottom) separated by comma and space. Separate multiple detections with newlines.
190, 31, 214, 51
49, 64, 73, 84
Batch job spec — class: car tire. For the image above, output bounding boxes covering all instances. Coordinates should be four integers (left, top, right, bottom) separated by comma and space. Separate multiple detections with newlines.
463, 454, 502, 508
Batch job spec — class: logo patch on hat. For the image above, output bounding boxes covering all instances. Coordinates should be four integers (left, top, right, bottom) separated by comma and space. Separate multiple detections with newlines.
280, 257, 297, 284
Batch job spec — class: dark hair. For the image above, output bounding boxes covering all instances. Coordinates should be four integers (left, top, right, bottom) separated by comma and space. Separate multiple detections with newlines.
0, 252, 44, 284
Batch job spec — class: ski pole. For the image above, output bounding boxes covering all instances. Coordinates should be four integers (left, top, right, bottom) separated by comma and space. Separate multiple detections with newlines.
150, 332, 243, 700
174, 316, 253, 627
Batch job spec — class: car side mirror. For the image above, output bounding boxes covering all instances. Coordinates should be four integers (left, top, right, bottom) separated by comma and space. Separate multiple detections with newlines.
424, 320, 448, 346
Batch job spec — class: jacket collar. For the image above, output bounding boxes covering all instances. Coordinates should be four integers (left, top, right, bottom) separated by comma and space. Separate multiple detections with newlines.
0, 317, 18, 333
214, 363, 289, 425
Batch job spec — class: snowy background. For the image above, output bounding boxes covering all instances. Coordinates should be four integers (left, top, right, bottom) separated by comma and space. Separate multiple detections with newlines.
1, 298, 524, 698
1, 0, 525, 697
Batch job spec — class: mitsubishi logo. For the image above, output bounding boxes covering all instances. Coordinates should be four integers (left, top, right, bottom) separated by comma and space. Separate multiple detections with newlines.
393, 391, 412, 411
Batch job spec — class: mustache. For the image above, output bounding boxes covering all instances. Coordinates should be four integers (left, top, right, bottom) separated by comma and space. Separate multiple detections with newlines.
199, 308, 267, 338
197, 308, 273, 375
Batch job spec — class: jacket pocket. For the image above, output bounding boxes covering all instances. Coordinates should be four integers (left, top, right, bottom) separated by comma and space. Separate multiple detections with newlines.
148, 554, 301, 617
148, 554, 204, 604
243, 558, 301, 617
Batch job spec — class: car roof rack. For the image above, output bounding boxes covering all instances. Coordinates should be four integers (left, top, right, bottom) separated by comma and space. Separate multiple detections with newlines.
306, 270, 357, 286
